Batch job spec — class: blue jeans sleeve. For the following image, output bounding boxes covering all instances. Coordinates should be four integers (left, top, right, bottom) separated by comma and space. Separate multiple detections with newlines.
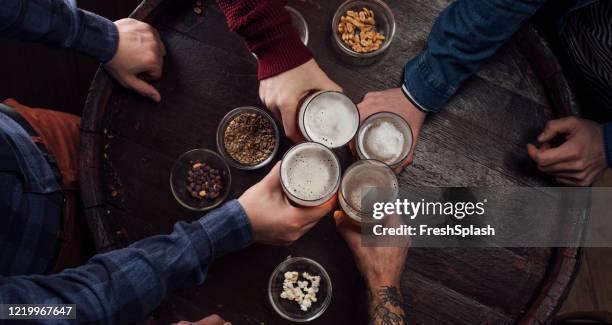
403, 0, 547, 113
0, 199, 254, 324
0, 0, 119, 62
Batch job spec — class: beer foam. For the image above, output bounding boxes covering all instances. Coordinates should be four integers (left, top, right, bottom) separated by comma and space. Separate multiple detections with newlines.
303, 92, 359, 148
362, 121, 405, 164
281, 143, 340, 202
357, 113, 412, 166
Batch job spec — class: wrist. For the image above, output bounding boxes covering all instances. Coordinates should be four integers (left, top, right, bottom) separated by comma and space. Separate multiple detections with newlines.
365, 272, 401, 290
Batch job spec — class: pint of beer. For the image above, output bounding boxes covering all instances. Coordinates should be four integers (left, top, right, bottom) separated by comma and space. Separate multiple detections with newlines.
298, 91, 360, 149
280, 142, 342, 207
355, 112, 413, 168
339, 160, 399, 223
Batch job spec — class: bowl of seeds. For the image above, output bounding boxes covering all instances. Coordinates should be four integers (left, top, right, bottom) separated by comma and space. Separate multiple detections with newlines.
217, 107, 280, 170
332, 0, 396, 61
170, 149, 232, 211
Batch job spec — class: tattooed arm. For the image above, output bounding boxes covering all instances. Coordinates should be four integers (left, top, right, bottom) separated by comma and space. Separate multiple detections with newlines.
369, 285, 406, 325
334, 213, 410, 325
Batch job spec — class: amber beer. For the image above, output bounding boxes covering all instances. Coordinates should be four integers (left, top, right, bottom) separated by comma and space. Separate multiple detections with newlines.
280, 142, 341, 207
355, 112, 413, 168
298, 91, 359, 149
339, 160, 399, 223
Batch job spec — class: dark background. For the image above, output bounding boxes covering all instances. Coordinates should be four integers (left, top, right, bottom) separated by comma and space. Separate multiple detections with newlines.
0, 0, 141, 116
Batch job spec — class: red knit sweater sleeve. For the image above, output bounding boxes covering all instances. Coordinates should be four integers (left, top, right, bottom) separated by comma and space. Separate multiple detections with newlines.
217, 0, 313, 80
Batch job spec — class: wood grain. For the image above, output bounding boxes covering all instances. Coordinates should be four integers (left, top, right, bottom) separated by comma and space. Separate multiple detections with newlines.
79, 0, 586, 324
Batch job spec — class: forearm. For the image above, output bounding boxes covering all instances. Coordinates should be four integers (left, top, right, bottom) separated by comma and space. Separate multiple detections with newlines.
0, 200, 253, 324
403, 0, 547, 113
0, 0, 118, 62
216, 0, 312, 79
368, 281, 407, 325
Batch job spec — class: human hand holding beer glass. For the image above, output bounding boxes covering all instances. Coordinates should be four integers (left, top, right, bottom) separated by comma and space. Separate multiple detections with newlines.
239, 162, 334, 246
357, 88, 426, 174
259, 59, 342, 142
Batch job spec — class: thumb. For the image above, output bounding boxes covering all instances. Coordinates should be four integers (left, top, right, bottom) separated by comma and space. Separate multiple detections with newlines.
280, 106, 304, 143
319, 77, 343, 92
297, 196, 337, 225
333, 210, 360, 246
124, 74, 161, 102
260, 161, 282, 189
538, 117, 577, 143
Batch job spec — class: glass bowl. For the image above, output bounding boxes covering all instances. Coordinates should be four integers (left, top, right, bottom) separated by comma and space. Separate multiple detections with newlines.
287, 6, 309, 46
268, 257, 332, 322
332, 0, 396, 60
170, 149, 232, 211
216, 107, 280, 170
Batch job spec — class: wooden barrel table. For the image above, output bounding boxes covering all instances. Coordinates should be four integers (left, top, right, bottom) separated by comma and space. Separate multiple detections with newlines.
80, 0, 586, 324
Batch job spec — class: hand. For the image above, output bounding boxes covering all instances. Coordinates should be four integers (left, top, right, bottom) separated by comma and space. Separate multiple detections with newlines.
527, 117, 607, 186
259, 59, 342, 142
357, 88, 426, 174
104, 18, 166, 102
334, 213, 408, 325
239, 162, 335, 245
173, 314, 230, 325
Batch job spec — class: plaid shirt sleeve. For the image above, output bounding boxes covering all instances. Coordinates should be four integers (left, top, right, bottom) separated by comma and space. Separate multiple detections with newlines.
0, 200, 254, 324
0, 0, 119, 62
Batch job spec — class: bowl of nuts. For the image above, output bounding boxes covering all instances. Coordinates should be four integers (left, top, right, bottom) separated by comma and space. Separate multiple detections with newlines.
332, 0, 396, 61
170, 149, 232, 211
217, 107, 280, 170
268, 257, 332, 322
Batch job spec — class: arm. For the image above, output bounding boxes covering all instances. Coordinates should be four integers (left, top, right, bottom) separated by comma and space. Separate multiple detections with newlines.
334, 213, 409, 325
216, 0, 341, 142
368, 284, 406, 325
403, 0, 547, 113
0, 0, 166, 102
216, 0, 312, 80
0, 0, 118, 62
1, 163, 332, 324
358, 0, 547, 173
0, 200, 253, 324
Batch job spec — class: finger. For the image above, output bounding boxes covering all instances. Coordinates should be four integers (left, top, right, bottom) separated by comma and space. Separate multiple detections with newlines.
537, 160, 583, 173
143, 61, 163, 80
555, 177, 579, 186
281, 110, 304, 143
528, 143, 576, 167
298, 195, 337, 224
124, 75, 161, 102
195, 314, 225, 325
538, 117, 577, 143
320, 78, 343, 92
334, 211, 361, 246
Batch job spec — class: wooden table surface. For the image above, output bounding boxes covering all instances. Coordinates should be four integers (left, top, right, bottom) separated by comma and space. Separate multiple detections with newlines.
80, 0, 586, 324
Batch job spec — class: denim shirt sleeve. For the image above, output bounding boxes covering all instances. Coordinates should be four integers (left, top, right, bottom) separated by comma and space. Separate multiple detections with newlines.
0, 0, 119, 62
402, 0, 547, 113
0, 199, 254, 324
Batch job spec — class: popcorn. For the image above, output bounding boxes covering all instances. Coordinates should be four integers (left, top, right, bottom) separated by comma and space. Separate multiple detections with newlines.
280, 270, 321, 312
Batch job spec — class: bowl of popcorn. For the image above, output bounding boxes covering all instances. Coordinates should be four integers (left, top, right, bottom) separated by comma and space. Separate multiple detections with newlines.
268, 257, 332, 322
332, 0, 396, 60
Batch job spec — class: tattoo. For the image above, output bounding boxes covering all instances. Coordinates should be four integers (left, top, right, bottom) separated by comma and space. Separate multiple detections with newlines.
369, 286, 406, 325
